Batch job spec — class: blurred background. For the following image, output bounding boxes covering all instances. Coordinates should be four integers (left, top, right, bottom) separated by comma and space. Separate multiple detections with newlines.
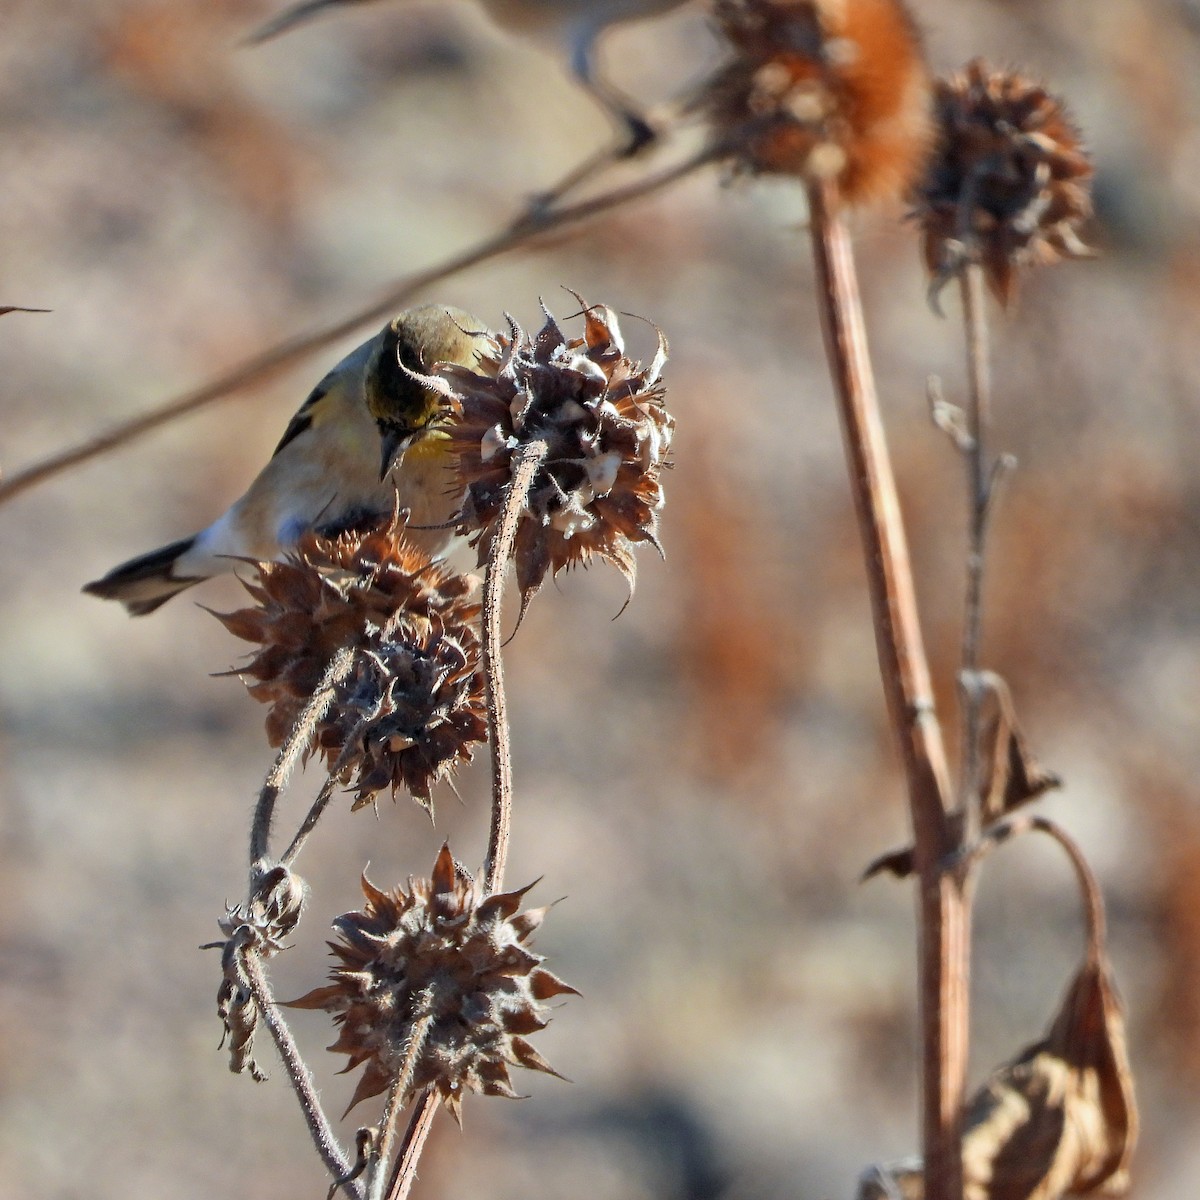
2, 0, 1199, 1196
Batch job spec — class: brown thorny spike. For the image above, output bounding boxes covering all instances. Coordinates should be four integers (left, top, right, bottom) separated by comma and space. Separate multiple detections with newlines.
288, 845, 577, 1123
215, 518, 487, 812
913, 58, 1094, 306
703, 0, 933, 206
431, 299, 674, 620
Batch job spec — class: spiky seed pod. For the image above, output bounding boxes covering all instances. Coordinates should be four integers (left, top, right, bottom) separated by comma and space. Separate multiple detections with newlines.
913, 59, 1094, 305
439, 300, 674, 613
216, 520, 486, 811
704, 0, 932, 206
323, 635, 486, 809
288, 844, 577, 1122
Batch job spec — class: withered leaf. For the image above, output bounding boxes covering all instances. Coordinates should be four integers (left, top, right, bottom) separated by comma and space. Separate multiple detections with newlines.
961, 953, 1135, 1199
975, 671, 1062, 823
861, 846, 916, 882
864, 955, 1137, 1200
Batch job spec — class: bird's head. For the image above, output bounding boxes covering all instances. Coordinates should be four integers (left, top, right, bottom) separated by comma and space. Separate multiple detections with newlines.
365, 304, 489, 479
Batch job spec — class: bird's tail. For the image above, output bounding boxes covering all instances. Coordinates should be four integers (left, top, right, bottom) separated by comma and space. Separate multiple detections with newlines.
83, 537, 205, 617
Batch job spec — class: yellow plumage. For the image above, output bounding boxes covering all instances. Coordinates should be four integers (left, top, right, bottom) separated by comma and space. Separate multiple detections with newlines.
84, 304, 488, 616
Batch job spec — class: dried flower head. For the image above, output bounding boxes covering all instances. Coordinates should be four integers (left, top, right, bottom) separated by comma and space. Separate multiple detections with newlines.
289, 844, 576, 1122
439, 299, 674, 613
217, 520, 485, 811
214, 864, 308, 1082
704, 0, 931, 206
914, 59, 1094, 305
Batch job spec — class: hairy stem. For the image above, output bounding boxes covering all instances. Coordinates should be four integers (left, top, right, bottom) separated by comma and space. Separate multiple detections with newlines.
805, 178, 966, 1200
250, 645, 355, 869
281, 774, 339, 866
242, 952, 363, 1200
0, 145, 721, 509
958, 262, 992, 842
384, 1091, 440, 1200
369, 999, 434, 1200
481, 441, 549, 894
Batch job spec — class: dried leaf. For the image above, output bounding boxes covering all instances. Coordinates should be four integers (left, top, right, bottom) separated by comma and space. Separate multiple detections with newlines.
861, 846, 916, 882
975, 671, 1062, 823
955, 953, 1137, 1199
861, 816, 1137, 1200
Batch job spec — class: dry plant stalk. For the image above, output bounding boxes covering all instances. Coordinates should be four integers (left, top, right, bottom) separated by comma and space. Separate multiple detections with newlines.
26, 8, 1130, 1197
203, 300, 674, 1200
699, 8, 1121, 1200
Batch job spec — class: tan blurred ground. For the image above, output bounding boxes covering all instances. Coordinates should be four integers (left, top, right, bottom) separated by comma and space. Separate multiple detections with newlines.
2, 0, 1200, 1197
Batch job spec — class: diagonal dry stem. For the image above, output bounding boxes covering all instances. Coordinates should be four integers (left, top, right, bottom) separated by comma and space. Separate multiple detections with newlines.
368, 999, 434, 1200
0, 145, 720, 509
242, 951, 364, 1200
805, 177, 966, 1200
250, 644, 355, 869
384, 1091, 440, 1200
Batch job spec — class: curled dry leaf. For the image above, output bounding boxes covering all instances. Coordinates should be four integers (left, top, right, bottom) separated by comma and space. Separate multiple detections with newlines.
957, 954, 1137, 1200
861, 816, 1137, 1200
974, 671, 1062, 824
859, 957, 1136, 1200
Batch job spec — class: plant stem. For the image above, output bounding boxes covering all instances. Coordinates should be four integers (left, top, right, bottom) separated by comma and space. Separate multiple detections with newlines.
384, 1091, 440, 1200
0, 145, 721, 509
249, 645, 355, 869
481, 440, 549, 895
242, 951, 363, 1200
281, 774, 339, 866
805, 177, 966, 1200
958, 262, 992, 842
369, 1001, 434, 1200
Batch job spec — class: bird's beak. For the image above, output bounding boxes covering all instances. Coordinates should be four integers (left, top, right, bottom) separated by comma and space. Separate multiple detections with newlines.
379, 425, 409, 480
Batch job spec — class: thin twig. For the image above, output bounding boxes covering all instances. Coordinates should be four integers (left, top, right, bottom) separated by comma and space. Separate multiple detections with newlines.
957, 261, 992, 843
368, 1000, 434, 1200
805, 177, 965, 1200
384, 1091, 440, 1200
242, 951, 364, 1200
965, 814, 1107, 962
481, 441, 549, 895
250, 645, 355, 869
0, 144, 721, 509
281, 774, 340, 866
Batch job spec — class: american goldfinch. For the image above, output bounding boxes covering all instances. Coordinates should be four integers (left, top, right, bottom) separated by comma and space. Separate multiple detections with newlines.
84, 304, 488, 616
250, 0, 690, 150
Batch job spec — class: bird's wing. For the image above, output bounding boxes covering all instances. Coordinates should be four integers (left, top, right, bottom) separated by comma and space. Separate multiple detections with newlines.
271, 378, 331, 457
270, 338, 377, 458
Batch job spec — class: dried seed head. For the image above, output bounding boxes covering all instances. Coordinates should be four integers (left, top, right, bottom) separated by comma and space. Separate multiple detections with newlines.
441, 299, 674, 614
215, 865, 308, 1082
289, 845, 576, 1122
216, 520, 486, 811
913, 59, 1094, 305
704, 0, 932, 205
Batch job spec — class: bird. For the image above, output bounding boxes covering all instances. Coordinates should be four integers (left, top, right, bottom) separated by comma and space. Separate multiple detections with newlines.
84, 304, 489, 616
248, 0, 690, 153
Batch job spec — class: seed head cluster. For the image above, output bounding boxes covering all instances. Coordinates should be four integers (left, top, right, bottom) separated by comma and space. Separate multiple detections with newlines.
439, 300, 674, 612
705, 0, 932, 206
913, 59, 1093, 304
289, 844, 576, 1122
217, 521, 486, 811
